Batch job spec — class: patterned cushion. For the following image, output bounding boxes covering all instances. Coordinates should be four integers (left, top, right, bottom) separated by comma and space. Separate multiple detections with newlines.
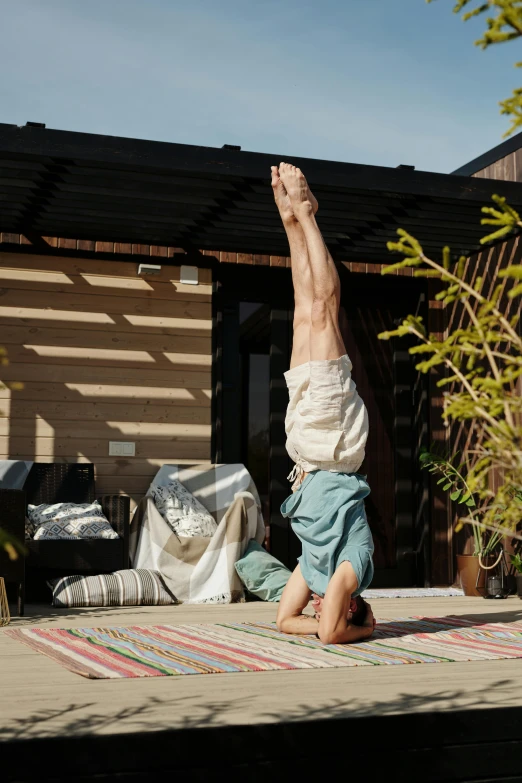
30, 501, 119, 540
148, 479, 217, 538
49, 569, 176, 607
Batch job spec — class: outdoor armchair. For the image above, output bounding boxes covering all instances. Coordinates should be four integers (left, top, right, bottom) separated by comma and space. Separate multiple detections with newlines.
24, 463, 130, 598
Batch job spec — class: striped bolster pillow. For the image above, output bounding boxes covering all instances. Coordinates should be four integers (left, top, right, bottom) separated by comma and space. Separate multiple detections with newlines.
49, 569, 177, 608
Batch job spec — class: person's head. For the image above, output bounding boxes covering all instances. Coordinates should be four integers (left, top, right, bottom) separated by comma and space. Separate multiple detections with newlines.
349, 595, 369, 626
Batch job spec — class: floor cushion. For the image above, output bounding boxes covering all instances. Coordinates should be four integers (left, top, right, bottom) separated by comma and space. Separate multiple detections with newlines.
49, 569, 176, 607
235, 540, 291, 601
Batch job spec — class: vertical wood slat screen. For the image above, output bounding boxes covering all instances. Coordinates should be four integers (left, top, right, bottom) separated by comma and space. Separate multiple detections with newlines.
0, 253, 212, 505
448, 151, 522, 554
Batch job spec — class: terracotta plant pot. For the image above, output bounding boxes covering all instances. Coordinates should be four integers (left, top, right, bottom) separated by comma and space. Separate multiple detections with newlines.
456, 554, 490, 597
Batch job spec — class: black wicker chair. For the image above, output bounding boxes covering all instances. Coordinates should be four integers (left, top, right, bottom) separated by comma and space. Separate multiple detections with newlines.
23, 463, 130, 598
0, 487, 26, 616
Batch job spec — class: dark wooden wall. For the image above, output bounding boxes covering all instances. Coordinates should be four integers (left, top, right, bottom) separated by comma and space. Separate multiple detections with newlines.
443, 149, 522, 564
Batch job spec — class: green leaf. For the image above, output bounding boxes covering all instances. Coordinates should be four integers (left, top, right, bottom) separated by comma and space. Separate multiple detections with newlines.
450, 490, 461, 501
466, 497, 476, 507
443, 482, 452, 491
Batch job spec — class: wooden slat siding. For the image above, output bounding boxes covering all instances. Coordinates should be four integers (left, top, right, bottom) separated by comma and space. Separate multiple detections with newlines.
0, 313, 210, 337
0, 363, 211, 386
0, 419, 211, 438
447, 237, 522, 558
132, 244, 150, 255
78, 239, 95, 252
1, 233, 396, 272
515, 148, 522, 180
1, 233, 20, 244
444, 152, 522, 558
95, 241, 114, 253
58, 238, 77, 250
427, 278, 452, 585
0, 252, 213, 283
168, 247, 187, 257
0, 326, 209, 354
0, 254, 212, 502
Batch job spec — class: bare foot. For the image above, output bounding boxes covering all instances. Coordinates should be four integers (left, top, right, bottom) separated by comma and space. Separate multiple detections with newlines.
278, 162, 318, 219
271, 166, 295, 224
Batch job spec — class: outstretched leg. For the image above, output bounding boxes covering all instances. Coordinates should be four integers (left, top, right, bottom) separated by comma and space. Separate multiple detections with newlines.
279, 163, 346, 362
271, 166, 316, 368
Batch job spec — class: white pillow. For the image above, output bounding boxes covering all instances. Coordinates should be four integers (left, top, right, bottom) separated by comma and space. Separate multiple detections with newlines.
30, 501, 119, 540
148, 480, 217, 538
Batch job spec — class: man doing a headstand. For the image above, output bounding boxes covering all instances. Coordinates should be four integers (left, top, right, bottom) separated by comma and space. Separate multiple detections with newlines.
272, 162, 375, 645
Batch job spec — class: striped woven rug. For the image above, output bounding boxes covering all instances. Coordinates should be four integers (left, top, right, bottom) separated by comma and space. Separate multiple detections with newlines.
7, 616, 522, 679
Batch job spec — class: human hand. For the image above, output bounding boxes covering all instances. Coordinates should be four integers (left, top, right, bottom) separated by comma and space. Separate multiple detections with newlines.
312, 594, 359, 621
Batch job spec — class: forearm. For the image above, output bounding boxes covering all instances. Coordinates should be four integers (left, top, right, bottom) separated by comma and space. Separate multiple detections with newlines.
279, 613, 319, 636
329, 623, 373, 645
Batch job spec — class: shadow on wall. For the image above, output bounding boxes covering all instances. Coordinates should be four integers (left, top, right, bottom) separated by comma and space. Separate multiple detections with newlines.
0, 250, 214, 504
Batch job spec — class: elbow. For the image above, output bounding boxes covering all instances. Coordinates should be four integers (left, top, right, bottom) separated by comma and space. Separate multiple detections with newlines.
318, 625, 343, 646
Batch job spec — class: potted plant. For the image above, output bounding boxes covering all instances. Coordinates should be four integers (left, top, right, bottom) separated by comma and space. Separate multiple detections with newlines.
510, 553, 522, 598
420, 449, 503, 596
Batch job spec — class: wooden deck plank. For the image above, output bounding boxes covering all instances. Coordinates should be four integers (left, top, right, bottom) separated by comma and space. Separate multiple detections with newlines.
1, 598, 522, 741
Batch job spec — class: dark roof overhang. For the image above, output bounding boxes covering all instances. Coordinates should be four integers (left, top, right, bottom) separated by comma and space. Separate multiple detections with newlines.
1, 123, 522, 263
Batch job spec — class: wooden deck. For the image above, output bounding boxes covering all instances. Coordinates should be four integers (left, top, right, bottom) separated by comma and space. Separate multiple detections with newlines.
2, 597, 522, 782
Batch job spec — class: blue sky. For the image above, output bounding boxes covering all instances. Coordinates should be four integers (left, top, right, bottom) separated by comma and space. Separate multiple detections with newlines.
1, 0, 520, 172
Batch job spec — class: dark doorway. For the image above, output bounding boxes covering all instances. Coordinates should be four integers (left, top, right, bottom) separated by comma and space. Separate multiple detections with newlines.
214, 264, 429, 587
338, 269, 428, 586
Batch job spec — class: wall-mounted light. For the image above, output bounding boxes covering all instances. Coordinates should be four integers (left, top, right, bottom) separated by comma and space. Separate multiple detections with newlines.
180, 265, 199, 285
137, 263, 162, 276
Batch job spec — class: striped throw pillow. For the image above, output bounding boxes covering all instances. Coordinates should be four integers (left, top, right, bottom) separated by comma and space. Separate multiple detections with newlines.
49, 569, 176, 608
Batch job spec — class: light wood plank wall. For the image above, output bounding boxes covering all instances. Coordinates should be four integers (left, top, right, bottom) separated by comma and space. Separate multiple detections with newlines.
0, 253, 212, 504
